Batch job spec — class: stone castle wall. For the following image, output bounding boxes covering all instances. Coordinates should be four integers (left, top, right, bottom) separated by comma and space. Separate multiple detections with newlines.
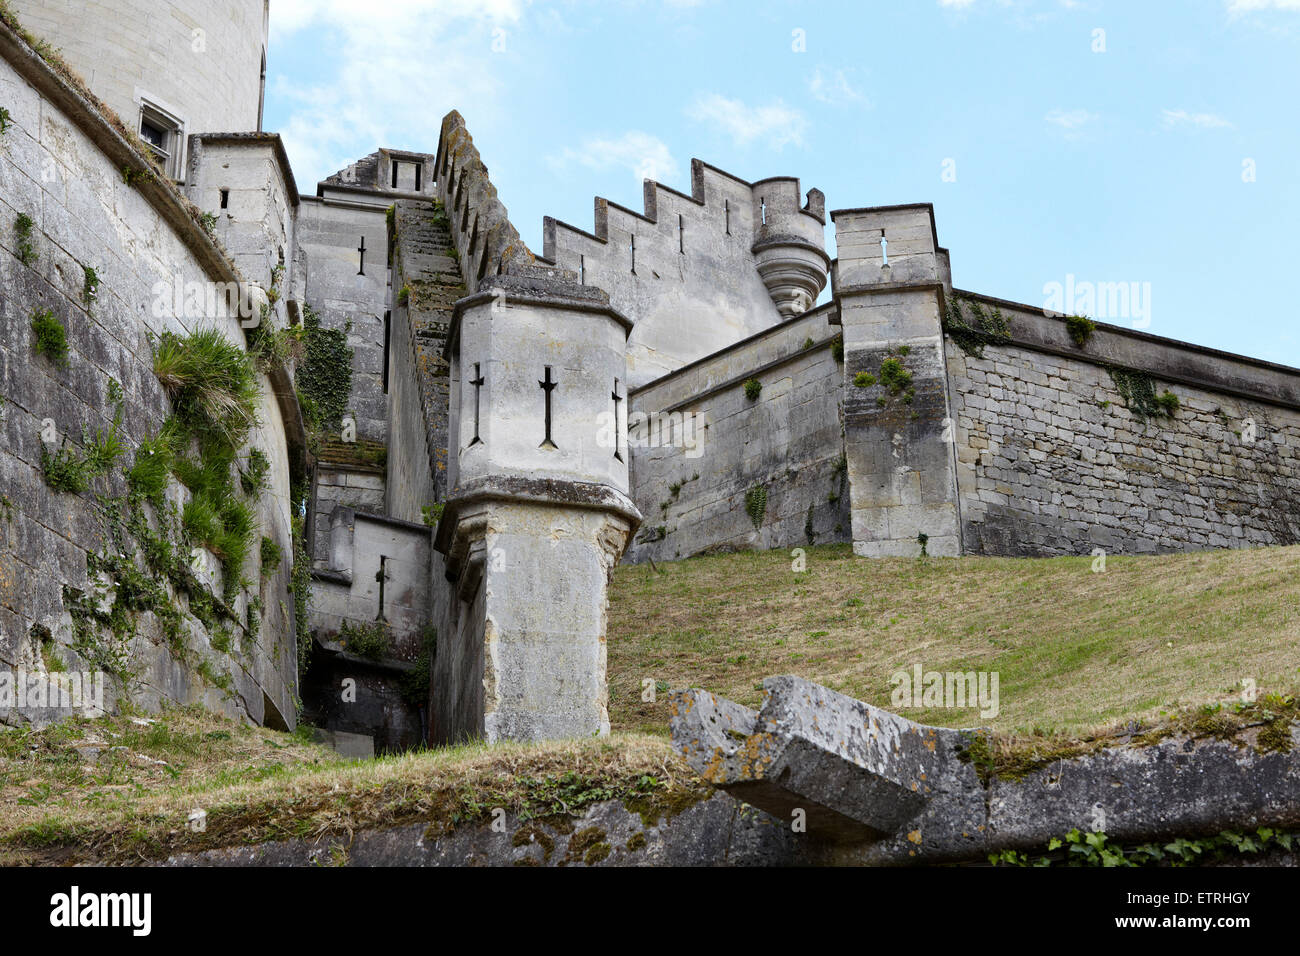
296, 196, 390, 445
948, 296, 1300, 556
0, 25, 299, 726
542, 162, 824, 388
11, 0, 267, 139
626, 303, 849, 562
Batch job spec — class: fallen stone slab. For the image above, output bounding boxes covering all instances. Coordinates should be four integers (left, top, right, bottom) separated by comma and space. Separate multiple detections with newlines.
672, 676, 1300, 865
671, 675, 985, 846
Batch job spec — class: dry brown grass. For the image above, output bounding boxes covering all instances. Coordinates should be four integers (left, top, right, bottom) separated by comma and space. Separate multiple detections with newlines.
608, 544, 1300, 736
0, 708, 689, 864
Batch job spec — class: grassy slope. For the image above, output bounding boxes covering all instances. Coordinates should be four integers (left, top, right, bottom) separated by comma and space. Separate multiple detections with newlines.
608, 544, 1300, 736
0, 709, 688, 864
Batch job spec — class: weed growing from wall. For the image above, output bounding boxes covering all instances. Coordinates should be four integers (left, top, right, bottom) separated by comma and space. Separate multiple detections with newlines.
149, 328, 264, 598
944, 295, 1011, 358
259, 536, 283, 576
42, 380, 126, 494
1065, 314, 1095, 347
340, 620, 389, 661
990, 825, 1300, 867
82, 265, 99, 308
14, 212, 36, 265
0, 105, 11, 135
241, 448, 271, 495
31, 309, 67, 366
879, 357, 913, 396
401, 626, 437, 709
743, 377, 762, 401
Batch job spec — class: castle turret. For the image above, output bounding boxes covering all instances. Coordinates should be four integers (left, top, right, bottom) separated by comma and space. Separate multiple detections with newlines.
751, 178, 830, 318
434, 272, 641, 743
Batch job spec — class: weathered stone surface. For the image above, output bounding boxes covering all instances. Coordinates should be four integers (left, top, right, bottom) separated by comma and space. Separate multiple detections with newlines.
675, 677, 1300, 865
672, 676, 976, 843
160, 792, 797, 867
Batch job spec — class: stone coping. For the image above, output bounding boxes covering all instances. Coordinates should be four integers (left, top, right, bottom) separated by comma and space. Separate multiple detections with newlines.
956, 288, 1300, 411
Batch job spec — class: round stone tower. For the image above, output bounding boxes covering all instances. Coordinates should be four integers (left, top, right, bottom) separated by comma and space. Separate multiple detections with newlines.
8, 0, 268, 176
750, 177, 830, 318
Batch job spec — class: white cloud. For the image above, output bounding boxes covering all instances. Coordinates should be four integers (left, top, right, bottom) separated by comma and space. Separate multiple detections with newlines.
938, 0, 978, 7
268, 0, 528, 187
550, 132, 679, 183
1161, 109, 1234, 129
686, 94, 808, 149
807, 67, 869, 106
1228, 0, 1300, 14
1045, 108, 1098, 129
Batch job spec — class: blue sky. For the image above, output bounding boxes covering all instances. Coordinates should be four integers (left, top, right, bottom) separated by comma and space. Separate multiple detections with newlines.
265, 0, 1300, 366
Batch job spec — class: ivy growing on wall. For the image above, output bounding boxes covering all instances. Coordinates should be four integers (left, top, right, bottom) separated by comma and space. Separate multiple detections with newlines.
944, 295, 1011, 358
744, 485, 768, 529
290, 503, 313, 680
296, 305, 354, 446
1105, 366, 1179, 421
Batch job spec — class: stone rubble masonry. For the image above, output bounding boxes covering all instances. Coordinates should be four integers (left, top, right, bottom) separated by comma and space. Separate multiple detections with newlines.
0, 19, 300, 727
672, 676, 1300, 865
948, 293, 1300, 555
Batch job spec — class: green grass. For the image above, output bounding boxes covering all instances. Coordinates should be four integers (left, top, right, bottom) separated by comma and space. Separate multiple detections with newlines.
30, 309, 66, 365
0, 708, 691, 865
152, 327, 260, 445
607, 544, 1300, 737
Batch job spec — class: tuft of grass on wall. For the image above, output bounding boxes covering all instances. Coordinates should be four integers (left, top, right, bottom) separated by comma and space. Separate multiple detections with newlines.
1065, 314, 1096, 348
153, 327, 261, 445
30, 309, 66, 366
14, 212, 36, 265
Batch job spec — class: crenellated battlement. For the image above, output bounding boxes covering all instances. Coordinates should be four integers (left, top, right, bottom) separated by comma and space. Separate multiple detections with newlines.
542, 159, 824, 266
539, 155, 829, 386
